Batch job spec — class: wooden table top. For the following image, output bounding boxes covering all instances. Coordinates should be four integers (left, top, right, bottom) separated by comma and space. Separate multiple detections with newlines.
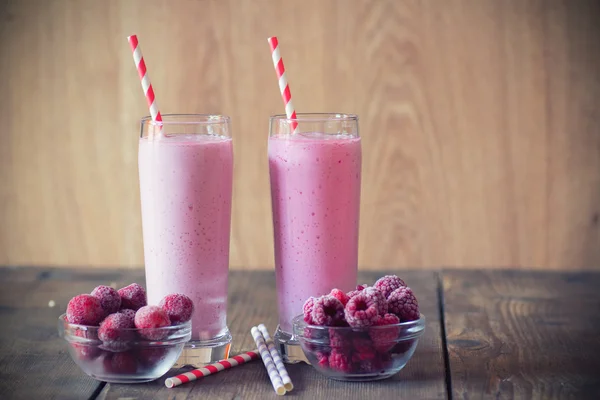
1, 267, 599, 399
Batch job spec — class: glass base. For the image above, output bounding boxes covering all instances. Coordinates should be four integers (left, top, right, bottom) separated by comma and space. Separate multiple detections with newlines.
273, 325, 310, 364
173, 328, 232, 368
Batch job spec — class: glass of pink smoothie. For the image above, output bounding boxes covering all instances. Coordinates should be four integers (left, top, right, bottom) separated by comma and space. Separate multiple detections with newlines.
138, 114, 233, 366
268, 113, 361, 362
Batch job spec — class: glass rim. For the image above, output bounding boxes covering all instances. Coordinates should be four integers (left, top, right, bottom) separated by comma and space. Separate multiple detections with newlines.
58, 313, 191, 332
292, 313, 426, 331
270, 113, 358, 122
141, 113, 231, 125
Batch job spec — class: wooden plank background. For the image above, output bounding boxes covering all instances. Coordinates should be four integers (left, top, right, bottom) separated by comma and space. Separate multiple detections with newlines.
1, 0, 599, 270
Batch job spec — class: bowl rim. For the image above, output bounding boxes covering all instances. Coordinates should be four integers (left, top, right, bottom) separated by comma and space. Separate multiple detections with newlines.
292, 313, 426, 334
58, 313, 191, 332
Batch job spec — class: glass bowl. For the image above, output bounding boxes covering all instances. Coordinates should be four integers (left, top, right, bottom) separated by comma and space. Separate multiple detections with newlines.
58, 314, 191, 383
293, 314, 425, 381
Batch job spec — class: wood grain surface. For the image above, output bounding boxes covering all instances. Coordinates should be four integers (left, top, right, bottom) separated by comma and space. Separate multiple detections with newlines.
1, 0, 600, 270
99, 270, 447, 399
442, 270, 600, 399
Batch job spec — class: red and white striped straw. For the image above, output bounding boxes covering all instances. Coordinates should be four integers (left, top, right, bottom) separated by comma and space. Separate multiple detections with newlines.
165, 350, 260, 388
267, 36, 298, 133
127, 34, 163, 131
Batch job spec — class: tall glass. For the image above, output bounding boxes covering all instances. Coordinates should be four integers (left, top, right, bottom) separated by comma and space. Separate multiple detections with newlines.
268, 113, 361, 362
138, 114, 233, 366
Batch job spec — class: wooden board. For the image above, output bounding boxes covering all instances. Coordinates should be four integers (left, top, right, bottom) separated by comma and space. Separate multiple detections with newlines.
442, 270, 600, 399
98, 270, 447, 399
1, 0, 600, 270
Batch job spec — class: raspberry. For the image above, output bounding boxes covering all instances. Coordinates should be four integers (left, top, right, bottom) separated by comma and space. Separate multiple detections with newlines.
66, 294, 105, 325
387, 287, 420, 322
72, 329, 101, 360
374, 275, 407, 298
352, 337, 376, 361
311, 295, 345, 326
344, 293, 379, 328
159, 293, 194, 324
369, 313, 400, 352
303, 297, 316, 324
119, 309, 136, 325
346, 284, 368, 299
363, 287, 388, 316
91, 285, 121, 315
328, 349, 352, 372
316, 351, 329, 368
117, 283, 147, 311
329, 289, 349, 306
98, 312, 135, 347
134, 305, 171, 340
329, 329, 352, 350
137, 347, 169, 368
391, 340, 415, 355
103, 351, 138, 374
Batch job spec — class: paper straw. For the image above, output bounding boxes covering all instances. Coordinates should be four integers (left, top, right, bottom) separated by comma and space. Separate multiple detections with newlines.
251, 326, 286, 395
164, 350, 260, 388
127, 34, 162, 136
267, 36, 298, 133
257, 324, 293, 391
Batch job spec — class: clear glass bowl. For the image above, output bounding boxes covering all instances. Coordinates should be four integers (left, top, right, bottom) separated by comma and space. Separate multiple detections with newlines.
292, 314, 425, 381
58, 314, 191, 383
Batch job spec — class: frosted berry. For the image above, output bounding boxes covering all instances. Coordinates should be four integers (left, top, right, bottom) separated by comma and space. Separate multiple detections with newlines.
119, 309, 136, 325
303, 297, 316, 324
311, 295, 345, 326
374, 275, 406, 299
387, 287, 419, 322
98, 312, 135, 345
344, 293, 379, 327
329, 329, 352, 350
103, 351, 137, 374
369, 313, 400, 352
352, 337, 376, 361
329, 289, 350, 306
91, 285, 121, 315
72, 329, 100, 360
316, 351, 329, 368
137, 347, 169, 368
66, 294, 105, 325
134, 305, 171, 340
363, 287, 388, 316
159, 293, 194, 324
118, 283, 147, 311
328, 349, 352, 372
346, 284, 368, 299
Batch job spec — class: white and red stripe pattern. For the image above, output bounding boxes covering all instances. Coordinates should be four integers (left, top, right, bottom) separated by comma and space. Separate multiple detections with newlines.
127, 34, 163, 129
267, 36, 298, 133
164, 350, 260, 388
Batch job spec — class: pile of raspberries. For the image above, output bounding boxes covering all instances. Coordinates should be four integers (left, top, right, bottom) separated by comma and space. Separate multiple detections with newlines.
65, 283, 194, 374
301, 275, 419, 374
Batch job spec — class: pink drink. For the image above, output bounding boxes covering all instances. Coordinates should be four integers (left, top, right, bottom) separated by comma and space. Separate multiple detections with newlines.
269, 133, 361, 333
138, 134, 233, 341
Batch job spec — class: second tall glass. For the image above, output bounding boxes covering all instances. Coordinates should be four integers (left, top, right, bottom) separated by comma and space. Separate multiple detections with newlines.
268, 113, 362, 362
138, 114, 233, 366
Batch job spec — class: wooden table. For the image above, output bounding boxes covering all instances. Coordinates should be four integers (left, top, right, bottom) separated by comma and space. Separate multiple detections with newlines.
1, 267, 599, 399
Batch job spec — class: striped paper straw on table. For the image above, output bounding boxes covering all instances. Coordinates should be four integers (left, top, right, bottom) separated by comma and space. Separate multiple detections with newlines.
251, 326, 287, 395
164, 350, 260, 388
127, 34, 162, 136
267, 36, 298, 133
257, 324, 293, 391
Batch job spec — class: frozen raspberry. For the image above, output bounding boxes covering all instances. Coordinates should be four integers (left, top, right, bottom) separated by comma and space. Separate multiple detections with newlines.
329, 289, 350, 306
137, 347, 169, 368
346, 284, 368, 299
311, 295, 345, 326
315, 351, 329, 368
98, 312, 135, 347
303, 297, 316, 324
119, 309, 136, 325
117, 283, 147, 311
391, 340, 415, 355
328, 349, 352, 372
159, 293, 194, 324
134, 305, 171, 340
374, 275, 406, 299
91, 285, 121, 315
72, 329, 101, 360
352, 337, 376, 361
387, 287, 420, 322
103, 351, 138, 374
363, 287, 388, 316
369, 313, 400, 352
344, 293, 379, 328
329, 329, 352, 350
356, 356, 387, 374
66, 294, 105, 325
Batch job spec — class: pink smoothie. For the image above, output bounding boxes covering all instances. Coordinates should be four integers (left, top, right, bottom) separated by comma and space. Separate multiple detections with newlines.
269, 133, 361, 333
138, 134, 233, 340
